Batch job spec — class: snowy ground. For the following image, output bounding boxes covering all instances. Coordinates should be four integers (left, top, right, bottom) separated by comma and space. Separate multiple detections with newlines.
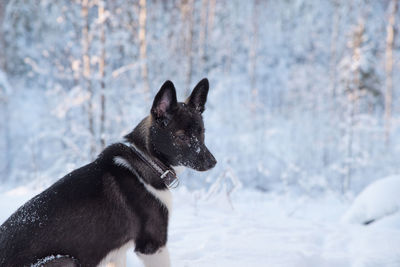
1, 186, 400, 267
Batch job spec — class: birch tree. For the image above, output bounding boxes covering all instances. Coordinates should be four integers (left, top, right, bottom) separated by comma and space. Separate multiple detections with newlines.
0, 72, 11, 182
249, 0, 260, 112
98, 0, 107, 149
0, 0, 10, 71
181, 0, 195, 96
139, 0, 150, 95
384, 0, 398, 145
343, 20, 364, 194
329, 0, 341, 99
81, 0, 96, 159
198, 0, 209, 71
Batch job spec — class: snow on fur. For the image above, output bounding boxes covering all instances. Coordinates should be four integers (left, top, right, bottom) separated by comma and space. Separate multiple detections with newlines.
31, 255, 68, 267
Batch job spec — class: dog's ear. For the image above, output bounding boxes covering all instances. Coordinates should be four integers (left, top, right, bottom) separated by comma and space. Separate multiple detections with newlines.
151, 80, 178, 120
186, 78, 209, 113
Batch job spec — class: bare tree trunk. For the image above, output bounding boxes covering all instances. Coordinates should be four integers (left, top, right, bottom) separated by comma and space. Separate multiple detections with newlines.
343, 21, 364, 194
249, 0, 260, 112
203, 0, 215, 74
181, 0, 194, 96
139, 0, 150, 95
0, 0, 10, 71
384, 0, 398, 146
0, 7, 12, 180
81, 0, 96, 159
0, 93, 11, 182
344, 82, 355, 194
207, 0, 216, 35
330, 0, 340, 99
71, 4, 82, 89
99, 0, 107, 149
199, 0, 209, 70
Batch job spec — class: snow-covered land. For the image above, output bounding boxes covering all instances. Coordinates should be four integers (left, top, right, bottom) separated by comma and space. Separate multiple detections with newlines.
1, 186, 400, 267
1, 0, 400, 266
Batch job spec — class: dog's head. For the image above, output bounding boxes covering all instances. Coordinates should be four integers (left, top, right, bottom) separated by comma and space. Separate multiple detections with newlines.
148, 79, 217, 171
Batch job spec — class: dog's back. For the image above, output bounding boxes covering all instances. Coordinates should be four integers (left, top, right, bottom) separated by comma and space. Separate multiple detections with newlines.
0, 148, 142, 266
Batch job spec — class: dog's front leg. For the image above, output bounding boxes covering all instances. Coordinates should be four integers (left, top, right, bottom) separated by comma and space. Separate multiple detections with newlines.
136, 246, 170, 267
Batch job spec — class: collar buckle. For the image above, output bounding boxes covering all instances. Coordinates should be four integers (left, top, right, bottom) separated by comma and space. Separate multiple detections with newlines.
160, 170, 179, 189
161, 170, 172, 179
167, 177, 180, 189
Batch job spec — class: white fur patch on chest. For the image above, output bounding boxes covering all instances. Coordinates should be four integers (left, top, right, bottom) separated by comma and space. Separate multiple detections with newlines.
172, 165, 186, 175
97, 240, 134, 267
114, 156, 173, 213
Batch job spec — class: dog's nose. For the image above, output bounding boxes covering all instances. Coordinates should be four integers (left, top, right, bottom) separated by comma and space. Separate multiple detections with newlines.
207, 154, 217, 169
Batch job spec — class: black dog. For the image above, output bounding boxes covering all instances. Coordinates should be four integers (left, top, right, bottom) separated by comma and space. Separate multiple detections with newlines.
0, 79, 216, 267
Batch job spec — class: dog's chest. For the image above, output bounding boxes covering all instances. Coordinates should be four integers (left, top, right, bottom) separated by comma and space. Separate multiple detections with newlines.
97, 157, 173, 267
113, 156, 173, 213
143, 182, 173, 212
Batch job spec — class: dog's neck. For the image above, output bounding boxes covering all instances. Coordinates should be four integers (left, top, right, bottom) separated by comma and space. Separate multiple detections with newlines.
122, 116, 178, 189
126, 117, 151, 154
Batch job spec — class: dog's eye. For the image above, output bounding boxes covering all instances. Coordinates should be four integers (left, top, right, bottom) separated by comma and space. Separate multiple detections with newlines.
175, 134, 189, 143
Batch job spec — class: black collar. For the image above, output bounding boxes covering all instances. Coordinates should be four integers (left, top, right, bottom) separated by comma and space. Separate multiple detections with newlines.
124, 141, 179, 189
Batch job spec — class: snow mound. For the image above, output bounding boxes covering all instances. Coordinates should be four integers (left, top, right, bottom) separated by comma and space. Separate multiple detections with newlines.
342, 176, 400, 225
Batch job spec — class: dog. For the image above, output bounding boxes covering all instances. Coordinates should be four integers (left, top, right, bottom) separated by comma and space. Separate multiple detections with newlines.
0, 78, 217, 267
